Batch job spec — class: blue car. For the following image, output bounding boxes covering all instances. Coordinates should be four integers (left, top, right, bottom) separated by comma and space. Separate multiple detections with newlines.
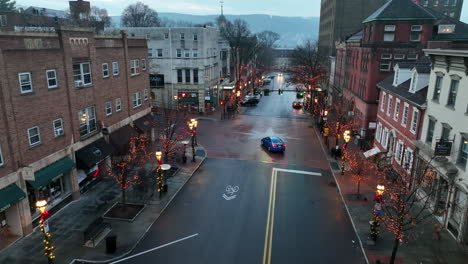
261, 137, 286, 152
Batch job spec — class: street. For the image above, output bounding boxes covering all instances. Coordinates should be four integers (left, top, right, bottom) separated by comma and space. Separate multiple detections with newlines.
116, 76, 366, 264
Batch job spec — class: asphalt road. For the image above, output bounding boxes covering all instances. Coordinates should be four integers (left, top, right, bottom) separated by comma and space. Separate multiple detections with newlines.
117, 73, 366, 264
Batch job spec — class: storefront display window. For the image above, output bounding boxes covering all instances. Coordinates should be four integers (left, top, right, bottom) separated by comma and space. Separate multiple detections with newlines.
27, 174, 71, 217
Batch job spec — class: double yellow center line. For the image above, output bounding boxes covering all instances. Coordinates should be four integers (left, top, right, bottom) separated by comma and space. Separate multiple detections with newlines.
263, 169, 278, 264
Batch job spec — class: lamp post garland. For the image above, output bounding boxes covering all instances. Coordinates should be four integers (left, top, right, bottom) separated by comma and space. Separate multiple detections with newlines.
187, 119, 197, 162
36, 200, 55, 263
155, 151, 163, 197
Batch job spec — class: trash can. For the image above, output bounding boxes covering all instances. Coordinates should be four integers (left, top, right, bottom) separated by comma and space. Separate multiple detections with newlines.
106, 235, 117, 254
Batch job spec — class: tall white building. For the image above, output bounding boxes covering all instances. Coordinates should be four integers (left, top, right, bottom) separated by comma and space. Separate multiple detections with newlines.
123, 27, 230, 113
415, 48, 468, 242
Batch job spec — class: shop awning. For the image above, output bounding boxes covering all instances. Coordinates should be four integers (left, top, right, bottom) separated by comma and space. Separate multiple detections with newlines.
363, 146, 382, 158
0, 184, 26, 211
28, 157, 76, 190
109, 125, 138, 155
133, 114, 155, 132
75, 138, 115, 170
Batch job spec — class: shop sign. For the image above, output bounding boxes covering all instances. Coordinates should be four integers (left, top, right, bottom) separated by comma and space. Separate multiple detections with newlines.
435, 141, 452, 156
44, 219, 50, 233
368, 122, 377, 129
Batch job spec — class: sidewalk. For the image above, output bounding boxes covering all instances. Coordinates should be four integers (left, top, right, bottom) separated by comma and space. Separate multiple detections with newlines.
0, 146, 207, 264
313, 126, 468, 263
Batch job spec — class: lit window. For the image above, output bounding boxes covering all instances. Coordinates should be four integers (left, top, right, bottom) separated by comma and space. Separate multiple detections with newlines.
105, 101, 112, 116
46, 69, 58, 89
27, 126, 41, 146
438, 25, 455, 33
78, 106, 97, 137
18, 72, 33, 93
53, 118, 64, 137
102, 63, 109, 78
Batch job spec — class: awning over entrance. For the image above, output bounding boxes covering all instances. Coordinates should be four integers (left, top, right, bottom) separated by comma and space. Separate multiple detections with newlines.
133, 114, 155, 132
363, 146, 382, 158
75, 138, 115, 170
109, 125, 138, 155
0, 184, 26, 211
28, 157, 76, 190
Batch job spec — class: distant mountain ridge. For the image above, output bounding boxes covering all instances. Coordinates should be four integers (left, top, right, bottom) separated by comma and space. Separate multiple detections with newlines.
111, 13, 319, 48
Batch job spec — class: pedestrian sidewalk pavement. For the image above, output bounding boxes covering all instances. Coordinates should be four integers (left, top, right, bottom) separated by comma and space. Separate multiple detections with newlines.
313, 128, 468, 264
0, 146, 207, 264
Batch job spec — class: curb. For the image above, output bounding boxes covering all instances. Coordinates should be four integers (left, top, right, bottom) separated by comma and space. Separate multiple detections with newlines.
70, 149, 208, 264
312, 127, 370, 264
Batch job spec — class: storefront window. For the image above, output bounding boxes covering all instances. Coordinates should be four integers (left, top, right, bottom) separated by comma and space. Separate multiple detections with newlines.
27, 174, 71, 217
451, 189, 466, 226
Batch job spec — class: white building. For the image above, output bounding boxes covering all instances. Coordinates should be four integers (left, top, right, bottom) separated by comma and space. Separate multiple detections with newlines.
415, 48, 468, 242
123, 27, 230, 113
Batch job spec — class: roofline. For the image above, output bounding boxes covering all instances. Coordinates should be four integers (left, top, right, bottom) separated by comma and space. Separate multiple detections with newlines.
363, 17, 436, 23
424, 48, 468, 57
376, 82, 428, 108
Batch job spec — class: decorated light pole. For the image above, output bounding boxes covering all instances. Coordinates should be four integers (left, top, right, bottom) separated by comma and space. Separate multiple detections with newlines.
190, 118, 198, 146
155, 151, 163, 197
370, 184, 385, 242
36, 200, 55, 263
188, 120, 196, 162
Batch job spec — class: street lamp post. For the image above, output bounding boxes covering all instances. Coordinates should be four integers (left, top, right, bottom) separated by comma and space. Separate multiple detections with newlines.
188, 121, 196, 162
161, 164, 171, 193
155, 151, 163, 197
370, 184, 385, 242
36, 200, 55, 264
190, 118, 198, 146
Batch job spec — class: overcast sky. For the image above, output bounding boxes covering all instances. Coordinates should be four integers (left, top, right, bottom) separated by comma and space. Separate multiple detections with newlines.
16, 0, 468, 22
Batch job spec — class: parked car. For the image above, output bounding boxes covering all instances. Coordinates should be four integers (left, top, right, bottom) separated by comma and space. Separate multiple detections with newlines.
292, 101, 303, 109
240, 96, 259, 106
261, 137, 286, 152
264, 89, 270, 96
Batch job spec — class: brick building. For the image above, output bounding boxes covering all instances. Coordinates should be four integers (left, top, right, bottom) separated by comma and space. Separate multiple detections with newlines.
333, 0, 468, 148
372, 61, 429, 175
412, 0, 464, 19
318, 0, 388, 58
0, 27, 150, 244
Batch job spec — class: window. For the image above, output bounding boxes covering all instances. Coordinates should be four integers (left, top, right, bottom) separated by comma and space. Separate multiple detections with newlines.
387, 95, 393, 116
53, 118, 64, 137
130, 59, 140, 75
438, 25, 455, 33
193, 69, 199, 83
115, 98, 122, 112
380, 92, 386, 112
176, 49, 182, 58
441, 125, 451, 141
185, 69, 191, 83
46, 70, 57, 89
73, 62, 92, 87
18, 72, 33, 93
381, 54, 392, 59
394, 99, 401, 121
0, 144, 3, 166
384, 25, 395, 41
141, 59, 146, 71
148, 48, 153, 57
403, 148, 414, 170
145, 33, 150, 39
410, 25, 422, 41
157, 49, 163, 57
444, 0, 449, 6
426, 118, 436, 144
382, 128, 389, 149
453, 0, 458, 6
133, 92, 142, 108
177, 69, 183, 83
193, 49, 198, 58
410, 108, 419, 134
144, 89, 149, 100
433, 75, 442, 101
376, 123, 383, 143
105, 101, 112, 116
434, 0, 439, 6
447, 79, 459, 107
457, 136, 468, 168
380, 62, 391, 71
28, 126, 41, 146
112, 62, 119, 76
394, 54, 405, 60
164, 32, 169, 39
450, 12, 455, 18
180, 33, 185, 40
193, 34, 198, 41
410, 72, 418, 92
401, 103, 409, 127
407, 54, 418, 60
102, 63, 109, 78
395, 140, 404, 164
78, 106, 97, 137
184, 49, 190, 58
0, 15, 6, 26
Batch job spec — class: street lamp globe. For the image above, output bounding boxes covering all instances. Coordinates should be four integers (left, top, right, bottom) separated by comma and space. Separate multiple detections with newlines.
377, 184, 385, 195
36, 200, 47, 213
155, 151, 162, 162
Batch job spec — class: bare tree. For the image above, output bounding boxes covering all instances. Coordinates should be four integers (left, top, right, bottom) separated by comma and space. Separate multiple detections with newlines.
121, 2, 160, 27
89, 7, 112, 28
288, 40, 326, 87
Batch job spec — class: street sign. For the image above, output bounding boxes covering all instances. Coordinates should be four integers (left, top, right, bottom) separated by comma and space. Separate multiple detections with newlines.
44, 219, 50, 233
435, 141, 452, 156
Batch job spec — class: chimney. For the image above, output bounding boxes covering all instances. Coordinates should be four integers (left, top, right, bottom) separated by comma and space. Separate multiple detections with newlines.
69, 0, 91, 20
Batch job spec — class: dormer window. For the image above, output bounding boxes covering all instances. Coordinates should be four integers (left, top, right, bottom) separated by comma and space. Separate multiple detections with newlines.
410, 25, 422, 41
407, 54, 418, 60
438, 25, 455, 34
393, 69, 399, 86
381, 54, 392, 59
384, 25, 396, 42
410, 71, 418, 92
